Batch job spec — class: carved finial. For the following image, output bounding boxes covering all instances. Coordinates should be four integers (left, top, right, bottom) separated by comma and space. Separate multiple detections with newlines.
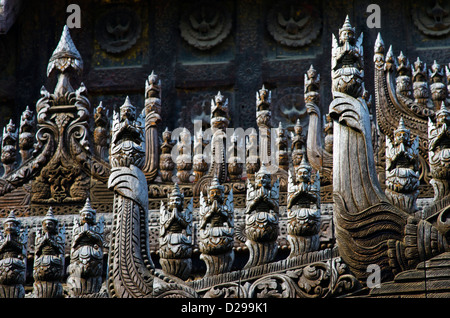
374, 33, 384, 54
47, 25, 83, 77
145, 70, 161, 99
412, 57, 427, 82
429, 60, 444, 82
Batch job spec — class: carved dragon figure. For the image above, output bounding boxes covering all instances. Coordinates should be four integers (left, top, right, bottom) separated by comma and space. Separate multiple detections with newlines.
329, 17, 449, 283
107, 96, 197, 298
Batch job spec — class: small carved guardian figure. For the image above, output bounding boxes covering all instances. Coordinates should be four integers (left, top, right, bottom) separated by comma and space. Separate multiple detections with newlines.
287, 156, 321, 257
324, 114, 333, 154
209, 91, 230, 183
385, 118, 420, 214
160, 127, 176, 182
199, 177, 234, 276
395, 52, 413, 99
244, 165, 280, 268
0, 211, 28, 298
276, 122, 289, 172
1, 119, 18, 176
227, 132, 244, 181
176, 128, 193, 183
33, 208, 66, 298
331, 16, 364, 98
110, 96, 145, 168
412, 57, 432, 109
290, 119, 305, 169
429, 103, 450, 201
429, 61, 448, 110
256, 86, 272, 166
67, 198, 105, 297
193, 129, 208, 182
19, 106, 35, 163
142, 71, 163, 182
93, 102, 109, 161
159, 183, 193, 280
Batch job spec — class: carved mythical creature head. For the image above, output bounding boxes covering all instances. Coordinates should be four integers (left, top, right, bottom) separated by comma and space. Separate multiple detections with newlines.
42, 207, 59, 234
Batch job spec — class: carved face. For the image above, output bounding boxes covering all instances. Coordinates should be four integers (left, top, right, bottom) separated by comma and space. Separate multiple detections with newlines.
339, 30, 354, 44
436, 110, 450, 128
256, 173, 271, 189
42, 219, 57, 234
81, 210, 95, 225
296, 166, 311, 183
209, 188, 224, 203
394, 130, 410, 146
169, 195, 183, 211
3, 220, 19, 236
120, 105, 136, 122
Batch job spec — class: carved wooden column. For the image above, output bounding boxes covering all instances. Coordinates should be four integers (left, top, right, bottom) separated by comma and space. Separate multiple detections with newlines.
33, 208, 66, 298
142, 71, 162, 182
199, 177, 234, 276
287, 156, 321, 257
385, 118, 420, 214
159, 183, 193, 280
0, 211, 28, 298
244, 166, 280, 268
67, 198, 105, 297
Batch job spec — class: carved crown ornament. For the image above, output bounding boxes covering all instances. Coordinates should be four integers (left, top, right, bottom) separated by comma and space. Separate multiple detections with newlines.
0, 15, 449, 299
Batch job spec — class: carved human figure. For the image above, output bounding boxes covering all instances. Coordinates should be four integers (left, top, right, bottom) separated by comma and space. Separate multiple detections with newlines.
19, 106, 35, 163
276, 122, 289, 172
159, 183, 193, 280
160, 127, 176, 182
287, 156, 321, 257
0, 211, 28, 298
199, 177, 234, 276
429, 102, 450, 201
244, 165, 280, 268
385, 118, 420, 214
1, 119, 18, 176
290, 119, 306, 169
331, 16, 364, 98
33, 207, 65, 298
175, 128, 193, 183
67, 198, 105, 297
142, 71, 162, 182
93, 102, 109, 161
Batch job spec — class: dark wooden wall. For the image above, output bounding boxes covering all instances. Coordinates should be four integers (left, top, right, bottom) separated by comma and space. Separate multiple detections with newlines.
0, 0, 449, 134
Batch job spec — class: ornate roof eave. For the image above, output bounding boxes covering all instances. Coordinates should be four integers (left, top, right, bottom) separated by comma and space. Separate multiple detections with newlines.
0, 26, 111, 200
